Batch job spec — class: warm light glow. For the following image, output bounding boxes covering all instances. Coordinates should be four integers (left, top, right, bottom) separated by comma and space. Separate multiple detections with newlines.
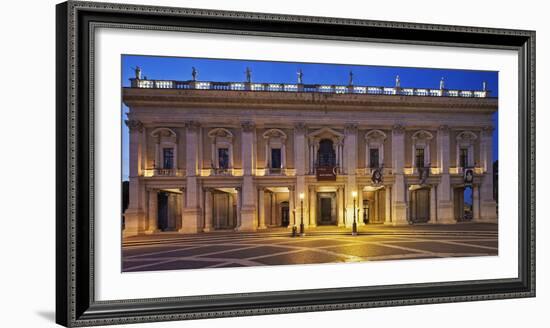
299, 192, 305, 200
352, 191, 357, 199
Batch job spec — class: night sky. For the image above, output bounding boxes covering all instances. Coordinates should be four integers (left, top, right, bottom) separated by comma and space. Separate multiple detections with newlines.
121, 55, 499, 193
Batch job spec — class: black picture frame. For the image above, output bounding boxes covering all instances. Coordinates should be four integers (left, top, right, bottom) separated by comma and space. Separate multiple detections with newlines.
56, 1, 536, 326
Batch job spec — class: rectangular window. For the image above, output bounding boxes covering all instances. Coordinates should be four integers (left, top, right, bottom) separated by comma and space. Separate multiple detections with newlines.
460, 148, 468, 168
415, 148, 425, 168
218, 148, 229, 169
162, 148, 174, 169
369, 148, 380, 168
271, 148, 282, 169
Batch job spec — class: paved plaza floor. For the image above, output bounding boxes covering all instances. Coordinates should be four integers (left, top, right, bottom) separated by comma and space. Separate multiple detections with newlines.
122, 223, 498, 272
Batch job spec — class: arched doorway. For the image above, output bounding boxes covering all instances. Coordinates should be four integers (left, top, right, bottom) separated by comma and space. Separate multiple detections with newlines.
318, 139, 336, 167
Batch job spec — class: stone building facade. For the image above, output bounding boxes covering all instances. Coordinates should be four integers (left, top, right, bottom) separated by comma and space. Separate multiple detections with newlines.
122, 77, 498, 236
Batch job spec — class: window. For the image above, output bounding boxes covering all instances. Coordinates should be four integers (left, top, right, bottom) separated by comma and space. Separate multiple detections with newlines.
162, 148, 174, 169
218, 148, 229, 169
460, 148, 468, 168
415, 148, 425, 168
369, 148, 380, 168
271, 148, 282, 169
318, 139, 336, 167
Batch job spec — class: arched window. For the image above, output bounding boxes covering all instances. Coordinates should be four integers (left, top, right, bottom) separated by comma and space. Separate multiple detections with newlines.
411, 130, 434, 169
151, 128, 178, 172
456, 131, 477, 169
208, 128, 234, 174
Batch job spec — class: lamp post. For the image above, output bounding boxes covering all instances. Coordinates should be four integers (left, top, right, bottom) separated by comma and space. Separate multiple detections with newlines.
299, 192, 305, 236
352, 191, 358, 236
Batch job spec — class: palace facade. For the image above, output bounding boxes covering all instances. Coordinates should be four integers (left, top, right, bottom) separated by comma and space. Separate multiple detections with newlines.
122, 75, 498, 236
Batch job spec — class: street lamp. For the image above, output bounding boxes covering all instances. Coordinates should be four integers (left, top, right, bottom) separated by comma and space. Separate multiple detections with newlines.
352, 191, 358, 236
299, 192, 305, 236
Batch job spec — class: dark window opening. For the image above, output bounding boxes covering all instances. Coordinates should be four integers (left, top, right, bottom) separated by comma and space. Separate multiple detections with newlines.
271, 148, 282, 169
218, 148, 229, 169
460, 148, 468, 168
318, 139, 336, 167
369, 148, 380, 168
415, 148, 425, 168
163, 148, 174, 169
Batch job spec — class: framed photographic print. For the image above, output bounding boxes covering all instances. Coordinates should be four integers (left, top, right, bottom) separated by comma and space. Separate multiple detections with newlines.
56, 0, 535, 326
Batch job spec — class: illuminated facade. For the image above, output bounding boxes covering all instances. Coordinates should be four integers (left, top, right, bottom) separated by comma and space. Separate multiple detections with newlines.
122, 76, 497, 236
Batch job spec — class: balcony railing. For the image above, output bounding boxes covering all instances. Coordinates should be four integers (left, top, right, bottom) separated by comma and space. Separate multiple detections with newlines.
129, 79, 491, 98
143, 168, 185, 177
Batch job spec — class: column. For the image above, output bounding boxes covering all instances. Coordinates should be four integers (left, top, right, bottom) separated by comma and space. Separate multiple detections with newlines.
239, 122, 257, 231
203, 188, 213, 232
473, 184, 481, 221
228, 193, 235, 227
429, 185, 437, 223
289, 186, 295, 228
146, 188, 159, 233
309, 186, 316, 227
337, 186, 345, 227
384, 185, 392, 224
258, 187, 266, 229
294, 123, 309, 226
181, 121, 201, 233
294, 123, 307, 175
271, 192, 277, 226
391, 124, 407, 225
178, 187, 186, 232
123, 119, 146, 236
480, 126, 497, 221
358, 186, 364, 226
344, 124, 358, 226
437, 125, 454, 223
153, 137, 160, 170
235, 187, 242, 230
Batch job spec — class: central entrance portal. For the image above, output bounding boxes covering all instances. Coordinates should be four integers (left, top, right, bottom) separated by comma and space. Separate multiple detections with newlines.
317, 192, 337, 225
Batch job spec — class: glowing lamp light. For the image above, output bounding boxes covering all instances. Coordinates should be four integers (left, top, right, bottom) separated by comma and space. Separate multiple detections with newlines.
352, 191, 358, 199
299, 192, 305, 200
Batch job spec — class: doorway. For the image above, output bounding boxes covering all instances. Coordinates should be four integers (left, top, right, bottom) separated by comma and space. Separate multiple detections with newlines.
317, 192, 337, 225
410, 188, 430, 223
454, 186, 473, 221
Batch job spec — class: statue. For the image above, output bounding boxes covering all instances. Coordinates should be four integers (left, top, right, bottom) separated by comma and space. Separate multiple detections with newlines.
439, 77, 445, 90
191, 67, 198, 81
245, 67, 252, 83
297, 69, 303, 84
395, 75, 401, 88
132, 66, 142, 79
482, 81, 487, 91
348, 70, 354, 86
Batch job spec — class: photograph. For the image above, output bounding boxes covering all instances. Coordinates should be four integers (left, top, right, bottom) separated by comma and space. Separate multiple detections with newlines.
121, 55, 499, 272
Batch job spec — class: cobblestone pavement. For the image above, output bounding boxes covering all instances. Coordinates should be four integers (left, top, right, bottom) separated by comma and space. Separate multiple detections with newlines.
122, 223, 498, 272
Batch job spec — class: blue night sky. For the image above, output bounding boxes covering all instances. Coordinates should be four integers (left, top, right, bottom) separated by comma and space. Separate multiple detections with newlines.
121, 55, 499, 192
